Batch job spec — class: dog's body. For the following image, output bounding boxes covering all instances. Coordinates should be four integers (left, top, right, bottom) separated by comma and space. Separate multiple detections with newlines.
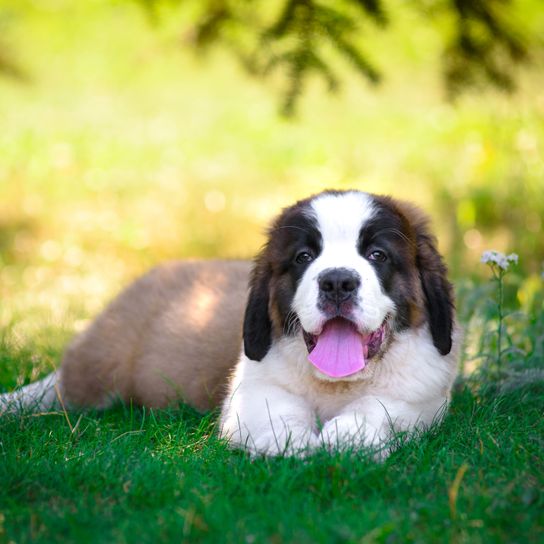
60, 260, 251, 411
1, 190, 460, 457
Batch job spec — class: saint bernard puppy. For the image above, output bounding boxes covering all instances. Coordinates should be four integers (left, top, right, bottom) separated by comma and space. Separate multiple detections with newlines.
1, 190, 460, 458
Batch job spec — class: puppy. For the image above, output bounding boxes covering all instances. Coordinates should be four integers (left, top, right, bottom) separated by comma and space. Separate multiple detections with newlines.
1, 190, 460, 457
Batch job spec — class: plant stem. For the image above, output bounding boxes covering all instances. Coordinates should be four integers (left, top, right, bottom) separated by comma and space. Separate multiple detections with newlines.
497, 268, 504, 374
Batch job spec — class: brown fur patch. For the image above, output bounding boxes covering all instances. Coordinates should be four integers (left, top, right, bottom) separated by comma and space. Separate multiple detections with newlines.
61, 260, 251, 411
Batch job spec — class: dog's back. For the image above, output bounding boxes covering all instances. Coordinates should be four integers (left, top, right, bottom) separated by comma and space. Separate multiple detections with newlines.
2, 260, 251, 413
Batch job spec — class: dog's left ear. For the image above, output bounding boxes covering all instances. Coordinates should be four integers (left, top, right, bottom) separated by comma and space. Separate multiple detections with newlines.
395, 199, 454, 355
415, 227, 454, 356
243, 254, 273, 361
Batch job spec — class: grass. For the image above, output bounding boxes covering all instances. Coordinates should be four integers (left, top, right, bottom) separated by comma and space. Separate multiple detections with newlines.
0, 0, 543, 542
1, 377, 542, 543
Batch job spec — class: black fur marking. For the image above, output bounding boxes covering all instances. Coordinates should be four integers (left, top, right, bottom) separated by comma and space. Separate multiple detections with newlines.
243, 260, 273, 361
365, 195, 454, 355
243, 197, 322, 360
269, 200, 322, 335
358, 202, 417, 334
416, 233, 454, 355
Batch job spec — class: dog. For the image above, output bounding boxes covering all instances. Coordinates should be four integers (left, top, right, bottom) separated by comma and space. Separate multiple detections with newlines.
1, 190, 460, 457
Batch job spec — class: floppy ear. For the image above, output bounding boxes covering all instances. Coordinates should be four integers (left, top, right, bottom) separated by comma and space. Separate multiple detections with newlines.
416, 230, 455, 355
243, 256, 273, 361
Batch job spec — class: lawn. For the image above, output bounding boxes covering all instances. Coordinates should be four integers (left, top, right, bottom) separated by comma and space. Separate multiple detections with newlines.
0, 0, 543, 542
1, 365, 543, 543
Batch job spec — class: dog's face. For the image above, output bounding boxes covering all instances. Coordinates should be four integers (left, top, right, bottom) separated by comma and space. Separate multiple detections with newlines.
243, 190, 454, 380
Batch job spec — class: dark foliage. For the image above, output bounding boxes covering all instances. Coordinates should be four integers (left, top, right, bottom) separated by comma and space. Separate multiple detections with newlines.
0, 44, 27, 82
136, 0, 536, 114
443, 0, 531, 97
0, 1, 537, 113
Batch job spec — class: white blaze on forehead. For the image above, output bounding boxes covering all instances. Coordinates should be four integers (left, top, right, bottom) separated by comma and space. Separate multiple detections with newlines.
310, 191, 376, 242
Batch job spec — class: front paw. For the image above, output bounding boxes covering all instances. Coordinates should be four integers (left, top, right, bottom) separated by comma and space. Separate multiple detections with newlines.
319, 415, 389, 458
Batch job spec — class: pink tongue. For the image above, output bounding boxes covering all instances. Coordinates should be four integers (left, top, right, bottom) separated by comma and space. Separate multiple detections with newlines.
308, 318, 365, 378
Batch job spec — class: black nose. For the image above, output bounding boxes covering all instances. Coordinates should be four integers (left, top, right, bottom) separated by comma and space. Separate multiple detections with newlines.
318, 268, 361, 303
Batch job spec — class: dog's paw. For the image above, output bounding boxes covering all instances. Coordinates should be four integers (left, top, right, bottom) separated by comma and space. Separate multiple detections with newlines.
319, 414, 390, 459
243, 428, 321, 458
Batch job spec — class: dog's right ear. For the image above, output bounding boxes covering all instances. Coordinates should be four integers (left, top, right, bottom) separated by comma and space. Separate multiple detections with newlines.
243, 254, 273, 361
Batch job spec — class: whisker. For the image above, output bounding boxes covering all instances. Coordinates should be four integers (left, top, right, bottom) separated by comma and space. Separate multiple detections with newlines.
286, 314, 298, 336
282, 311, 294, 335
370, 228, 414, 246
272, 225, 313, 235
283, 310, 301, 336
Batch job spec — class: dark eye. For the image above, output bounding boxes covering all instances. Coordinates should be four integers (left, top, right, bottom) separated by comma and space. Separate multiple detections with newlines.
295, 251, 314, 264
368, 250, 387, 263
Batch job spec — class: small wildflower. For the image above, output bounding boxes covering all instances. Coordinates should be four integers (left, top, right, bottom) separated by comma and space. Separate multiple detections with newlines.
481, 250, 518, 271
506, 253, 519, 265
481, 250, 519, 374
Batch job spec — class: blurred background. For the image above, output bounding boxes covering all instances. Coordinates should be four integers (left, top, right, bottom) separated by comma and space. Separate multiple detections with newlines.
0, 0, 543, 376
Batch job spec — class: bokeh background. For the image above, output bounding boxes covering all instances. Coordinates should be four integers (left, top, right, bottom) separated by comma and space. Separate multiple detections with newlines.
1, 0, 543, 382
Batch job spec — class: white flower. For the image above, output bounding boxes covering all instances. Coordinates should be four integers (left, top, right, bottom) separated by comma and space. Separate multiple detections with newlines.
507, 253, 518, 265
481, 250, 519, 270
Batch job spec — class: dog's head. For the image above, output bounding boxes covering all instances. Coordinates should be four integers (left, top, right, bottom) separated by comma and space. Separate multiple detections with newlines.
243, 190, 454, 380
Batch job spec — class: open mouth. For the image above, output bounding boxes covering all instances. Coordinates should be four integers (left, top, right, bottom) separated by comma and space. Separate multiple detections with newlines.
302, 317, 388, 378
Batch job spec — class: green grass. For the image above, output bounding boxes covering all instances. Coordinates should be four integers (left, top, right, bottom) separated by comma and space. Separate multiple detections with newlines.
1, 378, 542, 543
1, 282, 543, 543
